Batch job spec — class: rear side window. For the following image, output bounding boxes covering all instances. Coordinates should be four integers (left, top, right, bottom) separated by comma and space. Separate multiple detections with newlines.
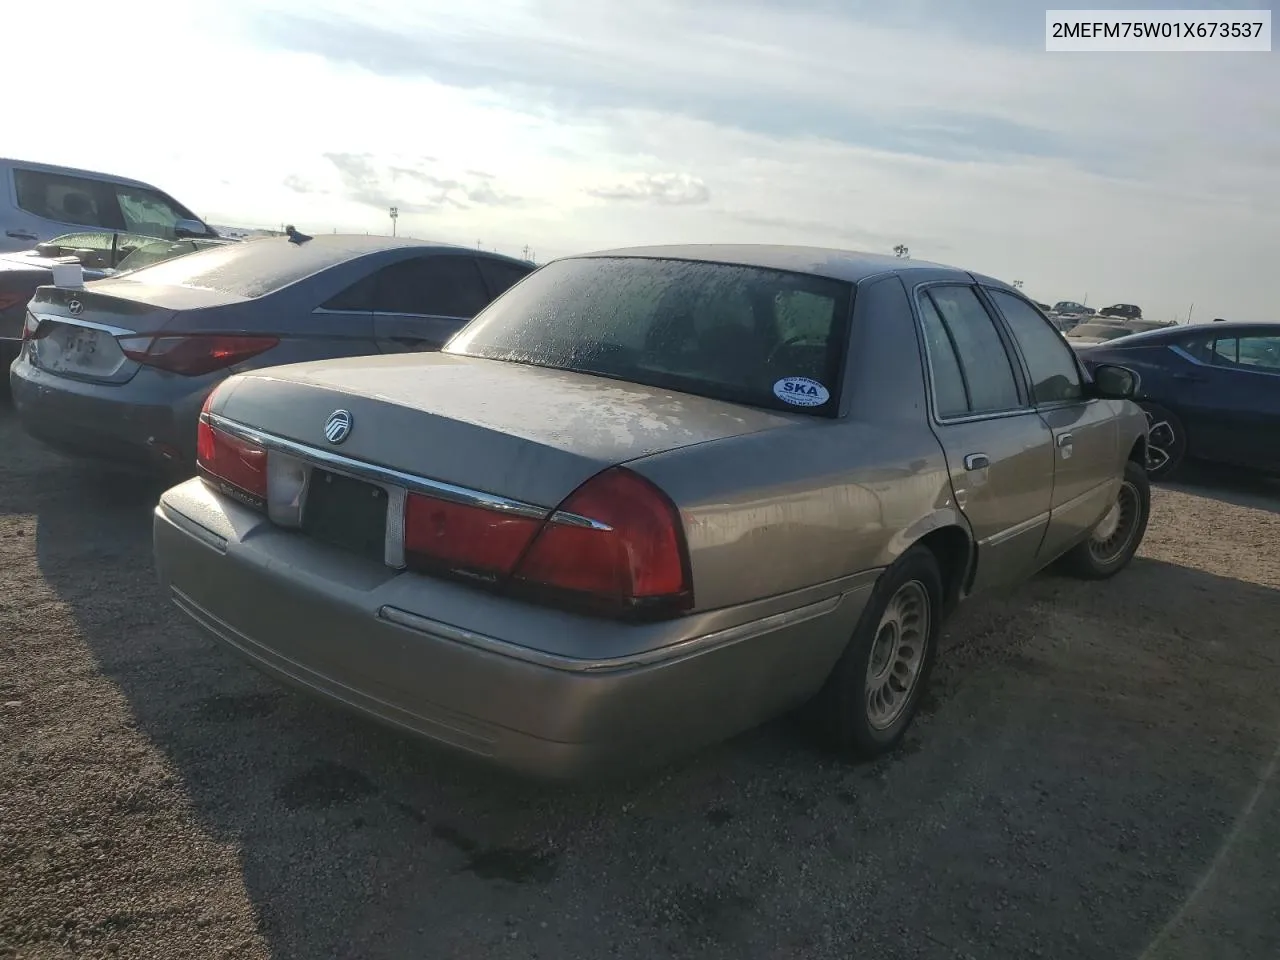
446, 256, 853, 416
1195, 334, 1280, 373
372, 256, 491, 317
917, 297, 970, 419
14, 169, 118, 229
321, 273, 379, 312
987, 290, 1083, 404
922, 286, 1022, 415
476, 257, 533, 299
1235, 336, 1280, 372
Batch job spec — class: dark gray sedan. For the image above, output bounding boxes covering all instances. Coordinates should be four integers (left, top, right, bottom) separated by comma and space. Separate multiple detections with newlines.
9, 235, 532, 475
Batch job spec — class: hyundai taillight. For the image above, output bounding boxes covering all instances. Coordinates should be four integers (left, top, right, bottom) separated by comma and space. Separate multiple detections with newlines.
20, 311, 40, 342
196, 394, 268, 508
118, 334, 279, 376
402, 467, 693, 619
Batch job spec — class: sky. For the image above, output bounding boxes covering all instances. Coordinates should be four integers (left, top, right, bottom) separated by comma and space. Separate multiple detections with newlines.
3, 0, 1276, 321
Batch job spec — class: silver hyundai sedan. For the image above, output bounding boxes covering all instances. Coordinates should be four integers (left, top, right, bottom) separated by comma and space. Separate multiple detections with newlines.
153, 245, 1150, 778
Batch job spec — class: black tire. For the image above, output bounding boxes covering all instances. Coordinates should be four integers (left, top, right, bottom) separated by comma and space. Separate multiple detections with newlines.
1140, 402, 1186, 480
810, 545, 944, 759
1060, 459, 1150, 580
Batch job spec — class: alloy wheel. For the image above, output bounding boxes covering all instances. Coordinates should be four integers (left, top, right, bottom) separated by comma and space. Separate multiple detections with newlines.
1088, 480, 1142, 565
1144, 409, 1177, 474
865, 580, 930, 730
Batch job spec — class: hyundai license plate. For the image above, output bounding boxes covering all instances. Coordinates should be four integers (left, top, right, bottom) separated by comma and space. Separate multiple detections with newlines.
40, 325, 114, 375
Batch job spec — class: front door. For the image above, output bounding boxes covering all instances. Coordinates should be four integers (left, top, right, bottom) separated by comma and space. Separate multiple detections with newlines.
915, 285, 1056, 591
983, 288, 1120, 560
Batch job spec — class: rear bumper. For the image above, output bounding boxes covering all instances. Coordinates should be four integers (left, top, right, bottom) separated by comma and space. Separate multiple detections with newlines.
154, 479, 874, 778
9, 353, 209, 474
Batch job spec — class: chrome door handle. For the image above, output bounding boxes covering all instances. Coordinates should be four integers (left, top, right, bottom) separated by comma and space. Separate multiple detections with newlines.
963, 453, 989, 471
1057, 433, 1073, 447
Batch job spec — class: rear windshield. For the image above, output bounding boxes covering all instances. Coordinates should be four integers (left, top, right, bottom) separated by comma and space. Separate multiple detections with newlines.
1068, 323, 1131, 340
113, 238, 218, 274
445, 256, 853, 416
110, 237, 342, 298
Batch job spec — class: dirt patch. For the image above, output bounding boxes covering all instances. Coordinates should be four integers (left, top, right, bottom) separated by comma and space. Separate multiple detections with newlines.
1, 402, 1278, 960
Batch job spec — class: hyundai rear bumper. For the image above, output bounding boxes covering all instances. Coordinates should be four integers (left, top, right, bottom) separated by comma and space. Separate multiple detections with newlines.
9, 355, 207, 473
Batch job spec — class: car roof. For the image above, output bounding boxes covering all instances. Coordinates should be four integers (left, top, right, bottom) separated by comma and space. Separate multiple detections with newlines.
568, 243, 980, 286
239, 233, 532, 261
1099, 320, 1280, 346
108, 233, 532, 301
0, 156, 164, 192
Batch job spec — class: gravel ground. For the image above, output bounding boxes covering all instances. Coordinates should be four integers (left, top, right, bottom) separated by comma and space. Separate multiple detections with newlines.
2, 396, 1279, 960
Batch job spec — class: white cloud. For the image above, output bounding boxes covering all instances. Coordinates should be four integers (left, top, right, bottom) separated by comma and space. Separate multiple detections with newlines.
587, 174, 711, 206
1, 0, 1275, 319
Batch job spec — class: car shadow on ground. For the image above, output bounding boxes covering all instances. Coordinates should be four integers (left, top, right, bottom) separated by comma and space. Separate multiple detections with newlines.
1162, 462, 1280, 515
7, 414, 1280, 960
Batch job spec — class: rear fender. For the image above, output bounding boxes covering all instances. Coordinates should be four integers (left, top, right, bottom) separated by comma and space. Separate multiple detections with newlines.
895, 512, 976, 610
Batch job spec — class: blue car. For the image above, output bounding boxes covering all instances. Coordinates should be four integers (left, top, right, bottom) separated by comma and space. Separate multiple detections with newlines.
1073, 321, 1280, 479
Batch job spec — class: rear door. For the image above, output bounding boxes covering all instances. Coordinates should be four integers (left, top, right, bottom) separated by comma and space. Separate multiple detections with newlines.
1176, 330, 1280, 470
370, 254, 492, 352
984, 288, 1119, 560
915, 284, 1056, 591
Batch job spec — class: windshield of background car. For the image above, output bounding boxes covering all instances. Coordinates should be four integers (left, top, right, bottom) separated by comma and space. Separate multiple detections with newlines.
1067, 323, 1131, 341
445, 256, 853, 417
111, 237, 342, 298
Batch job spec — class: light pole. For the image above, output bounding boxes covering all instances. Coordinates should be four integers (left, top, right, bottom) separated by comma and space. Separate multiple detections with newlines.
389, 206, 398, 237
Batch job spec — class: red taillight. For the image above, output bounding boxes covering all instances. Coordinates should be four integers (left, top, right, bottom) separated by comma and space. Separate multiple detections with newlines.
118, 334, 279, 376
401, 467, 692, 618
403, 494, 542, 578
514, 468, 692, 616
20, 311, 40, 342
196, 404, 268, 507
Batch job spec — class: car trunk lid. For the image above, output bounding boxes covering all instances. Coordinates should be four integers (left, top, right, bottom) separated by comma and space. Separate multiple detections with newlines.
23, 280, 248, 384
214, 352, 808, 509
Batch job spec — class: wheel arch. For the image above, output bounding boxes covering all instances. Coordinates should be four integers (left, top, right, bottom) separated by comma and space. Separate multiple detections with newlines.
1127, 431, 1148, 467
908, 523, 973, 616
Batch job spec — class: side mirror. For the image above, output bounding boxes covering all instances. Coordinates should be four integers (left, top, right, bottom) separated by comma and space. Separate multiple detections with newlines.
1090, 362, 1140, 400
173, 218, 208, 239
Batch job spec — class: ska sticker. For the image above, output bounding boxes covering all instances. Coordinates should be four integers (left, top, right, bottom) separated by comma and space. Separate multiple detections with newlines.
773, 376, 830, 407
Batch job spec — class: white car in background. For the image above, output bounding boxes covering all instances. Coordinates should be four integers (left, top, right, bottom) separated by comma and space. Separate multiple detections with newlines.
0, 158, 219, 254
